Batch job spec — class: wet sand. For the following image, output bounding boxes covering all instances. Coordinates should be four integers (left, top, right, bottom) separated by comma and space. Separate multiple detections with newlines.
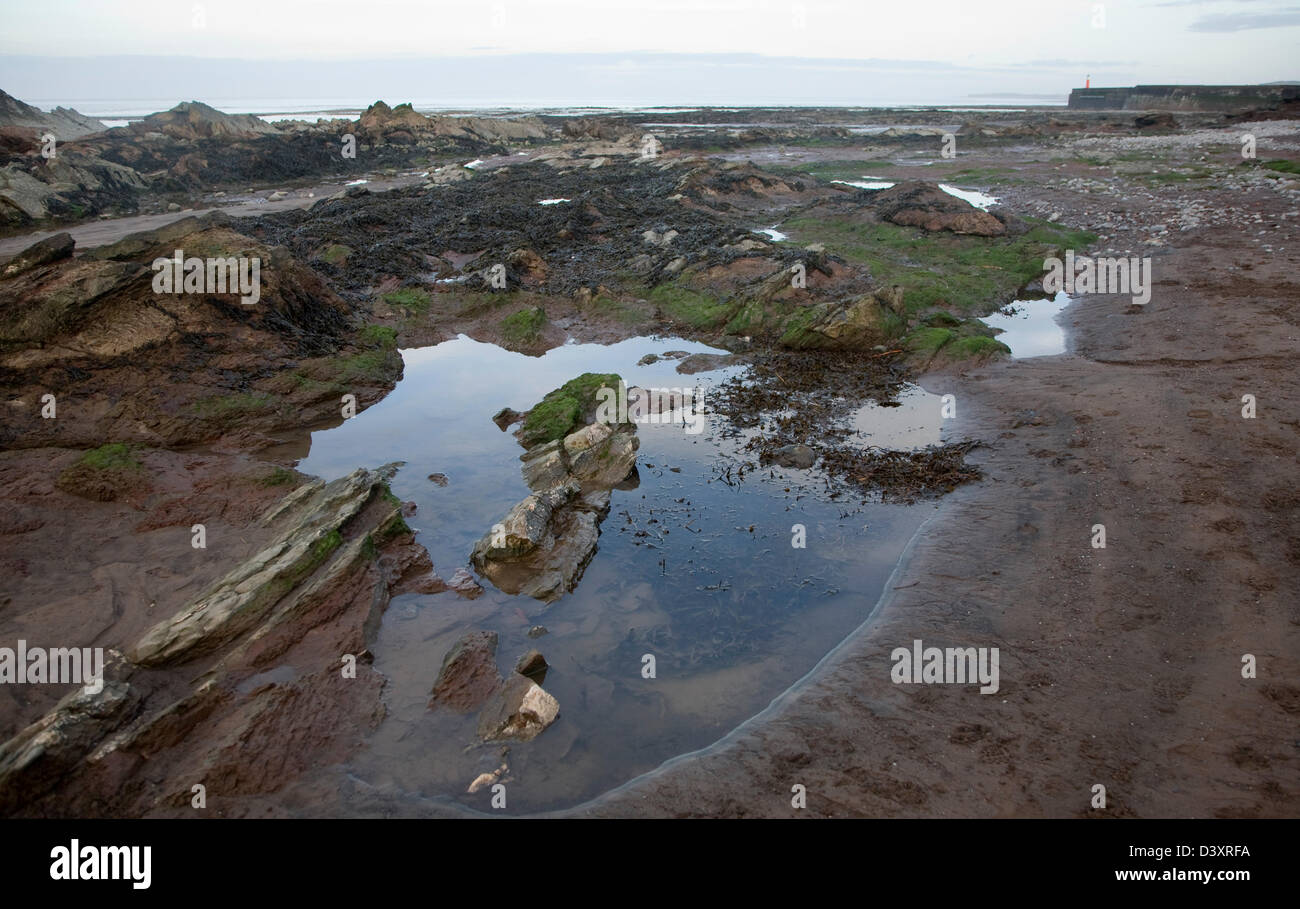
580, 219, 1300, 818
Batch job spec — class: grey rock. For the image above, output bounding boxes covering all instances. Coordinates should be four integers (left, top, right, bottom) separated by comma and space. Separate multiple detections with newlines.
514, 649, 549, 680
771, 444, 816, 469
1, 232, 74, 277
128, 464, 400, 667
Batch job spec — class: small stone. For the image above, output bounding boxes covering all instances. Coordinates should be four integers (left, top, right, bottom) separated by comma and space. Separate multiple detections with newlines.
447, 568, 484, 599
515, 649, 549, 681
527, 625, 548, 639
492, 407, 523, 431
771, 444, 816, 469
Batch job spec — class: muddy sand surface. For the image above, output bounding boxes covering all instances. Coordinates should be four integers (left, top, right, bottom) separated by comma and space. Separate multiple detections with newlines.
577, 198, 1300, 819
1, 109, 1296, 817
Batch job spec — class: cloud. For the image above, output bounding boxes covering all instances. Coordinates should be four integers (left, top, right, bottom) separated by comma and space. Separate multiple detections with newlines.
1155, 0, 1270, 7
1188, 8, 1300, 30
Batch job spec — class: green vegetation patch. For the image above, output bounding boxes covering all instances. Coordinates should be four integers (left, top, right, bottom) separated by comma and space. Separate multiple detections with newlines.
903, 324, 1009, 361
335, 349, 397, 384
520, 372, 623, 447
382, 287, 432, 313
260, 465, 297, 487
190, 392, 276, 421
948, 335, 1011, 358
777, 160, 896, 183
501, 306, 547, 345
318, 244, 352, 265
780, 215, 1096, 316
1262, 159, 1300, 175
775, 305, 822, 348
648, 283, 733, 329
77, 442, 141, 471
905, 326, 955, 355
360, 324, 398, 349
55, 443, 146, 502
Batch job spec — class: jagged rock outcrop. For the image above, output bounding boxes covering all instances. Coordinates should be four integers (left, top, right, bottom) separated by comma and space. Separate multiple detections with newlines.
126, 101, 279, 140
0, 151, 147, 225
472, 375, 639, 603
129, 464, 404, 666
0, 232, 74, 277
0, 211, 398, 449
0, 681, 140, 815
358, 101, 550, 145
779, 291, 894, 350
0, 460, 439, 816
0, 89, 106, 139
428, 633, 561, 744
870, 181, 1005, 236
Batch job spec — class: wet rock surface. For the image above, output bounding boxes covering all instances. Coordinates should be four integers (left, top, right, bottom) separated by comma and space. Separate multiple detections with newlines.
869, 181, 1006, 236
472, 375, 639, 603
0, 211, 400, 449
476, 672, 560, 743
429, 631, 502, 713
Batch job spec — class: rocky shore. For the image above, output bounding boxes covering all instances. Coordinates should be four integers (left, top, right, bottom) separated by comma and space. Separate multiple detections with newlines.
1, 91, 1296, 817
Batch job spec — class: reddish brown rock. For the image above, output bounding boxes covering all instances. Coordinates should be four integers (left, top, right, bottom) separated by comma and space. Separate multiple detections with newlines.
871, 181, 1005, 236
428, 631, 502, 713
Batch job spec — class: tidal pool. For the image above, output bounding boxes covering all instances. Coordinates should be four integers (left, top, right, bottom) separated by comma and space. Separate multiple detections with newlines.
286, 335, 941, 813
832, 179, 999, 210
979, 293, 1071, 358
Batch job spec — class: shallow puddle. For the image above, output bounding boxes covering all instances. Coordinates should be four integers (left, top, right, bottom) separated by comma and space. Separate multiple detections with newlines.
979, 293, 1071, 358
847, 384, 944, 450
833, 179, 999, 210
288, 335, 937, 813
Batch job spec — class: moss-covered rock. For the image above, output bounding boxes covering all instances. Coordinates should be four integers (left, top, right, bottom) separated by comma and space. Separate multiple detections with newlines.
779, 293, 889, 350
501, 306, 547, 347
519, 372, 624, 448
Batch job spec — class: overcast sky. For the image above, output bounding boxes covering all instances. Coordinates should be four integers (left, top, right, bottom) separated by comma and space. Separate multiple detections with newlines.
1, 0, 1296, 108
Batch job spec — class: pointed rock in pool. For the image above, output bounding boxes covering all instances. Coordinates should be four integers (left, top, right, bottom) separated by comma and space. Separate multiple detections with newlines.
514, 649, 548, 681
492, 407, 523, 431
447, 567, 484, 599
476, 672, 559, 742
429, 630, 502, 713
563, 422, 639, 490
2, 232, 74, 277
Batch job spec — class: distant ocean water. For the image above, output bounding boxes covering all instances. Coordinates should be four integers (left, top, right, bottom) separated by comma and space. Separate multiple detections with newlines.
28, 96, 1060, 127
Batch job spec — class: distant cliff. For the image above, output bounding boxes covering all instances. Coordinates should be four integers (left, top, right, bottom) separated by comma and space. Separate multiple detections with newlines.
1069, 84, 1300, 112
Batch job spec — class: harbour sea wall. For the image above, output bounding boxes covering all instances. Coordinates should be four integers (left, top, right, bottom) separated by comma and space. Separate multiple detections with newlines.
1068, 84, 1299, 112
